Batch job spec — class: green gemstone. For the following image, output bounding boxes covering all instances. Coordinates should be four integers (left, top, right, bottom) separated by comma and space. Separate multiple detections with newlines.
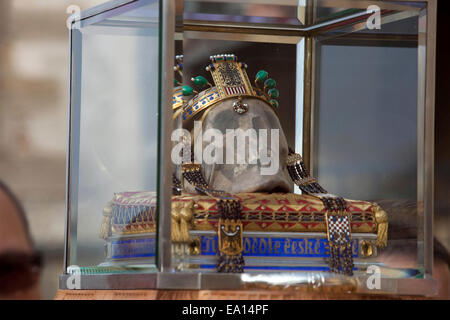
270, 99, 279, 108
174, 78, 179, 86
256, 70, 268, 82
181, 85, 194, 96
264, 78, 276, 89
192, 76, 208, 87
268, 88, 279, 99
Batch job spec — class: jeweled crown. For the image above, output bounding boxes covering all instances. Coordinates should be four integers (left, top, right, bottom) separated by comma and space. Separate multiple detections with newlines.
173, 54, 280, 122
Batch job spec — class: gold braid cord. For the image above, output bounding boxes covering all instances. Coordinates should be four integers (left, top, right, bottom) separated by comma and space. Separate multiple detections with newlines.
374, 204, 388, 248
171, 200, 194, 243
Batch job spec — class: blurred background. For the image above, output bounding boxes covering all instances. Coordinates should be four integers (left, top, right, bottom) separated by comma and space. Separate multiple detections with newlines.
0, 0, 105, 300
0, 0, 449, 300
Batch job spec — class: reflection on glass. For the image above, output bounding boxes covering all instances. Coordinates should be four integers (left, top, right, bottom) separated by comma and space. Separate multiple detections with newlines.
64, 0, 436, 293
184, 1, 302, 26
313, 14, 422, 274
69, 2, 160, 273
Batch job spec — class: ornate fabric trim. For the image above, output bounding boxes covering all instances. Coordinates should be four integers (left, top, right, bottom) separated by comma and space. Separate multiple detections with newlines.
101, 192, 382, 237
99, 192, 157, 239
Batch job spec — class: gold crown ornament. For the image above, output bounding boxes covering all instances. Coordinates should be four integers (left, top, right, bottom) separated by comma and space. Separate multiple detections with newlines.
173, 54, 280, 123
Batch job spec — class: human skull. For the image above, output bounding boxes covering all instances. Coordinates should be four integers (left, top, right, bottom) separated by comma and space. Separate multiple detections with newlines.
183, 91, 292, 194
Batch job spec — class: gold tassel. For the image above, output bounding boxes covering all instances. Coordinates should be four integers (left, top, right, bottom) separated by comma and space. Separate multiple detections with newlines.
99, 202, 113, 240
179, 201, 194, 243
179, 219, 190, 243
171, 202, 182, 242
172, 200, 195, 243
374, 204, 388, 248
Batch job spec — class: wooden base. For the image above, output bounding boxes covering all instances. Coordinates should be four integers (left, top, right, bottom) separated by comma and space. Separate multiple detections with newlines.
55, 289, 425, 300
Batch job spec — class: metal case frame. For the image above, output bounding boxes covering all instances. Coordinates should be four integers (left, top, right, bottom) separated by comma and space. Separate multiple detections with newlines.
62, 0, 438, 296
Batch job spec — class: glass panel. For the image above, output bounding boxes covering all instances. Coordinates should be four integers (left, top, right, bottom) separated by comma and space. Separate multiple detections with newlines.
63, 0, 435, 295
184, 0, 303, 26
68, 1, 161, 274
314, 6, 364, 25
168, 0, 430, 280
311, 0, 426, 26
172, 35, 303, 272
312, 10, 425, 278
183, 0, 427, 28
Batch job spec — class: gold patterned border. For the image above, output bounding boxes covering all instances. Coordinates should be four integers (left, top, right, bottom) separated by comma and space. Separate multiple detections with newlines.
106, 193, 383, 239
172, 87, 184, 110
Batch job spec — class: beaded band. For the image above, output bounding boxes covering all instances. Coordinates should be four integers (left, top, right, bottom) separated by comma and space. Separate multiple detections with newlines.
286, 148, 354, 276
180, 162, 245, 273
172, 173, 182, 196
217, 200, 245, 273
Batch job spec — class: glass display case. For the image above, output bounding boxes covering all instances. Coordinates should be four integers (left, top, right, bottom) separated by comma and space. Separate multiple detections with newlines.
61, 0, 438, 296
